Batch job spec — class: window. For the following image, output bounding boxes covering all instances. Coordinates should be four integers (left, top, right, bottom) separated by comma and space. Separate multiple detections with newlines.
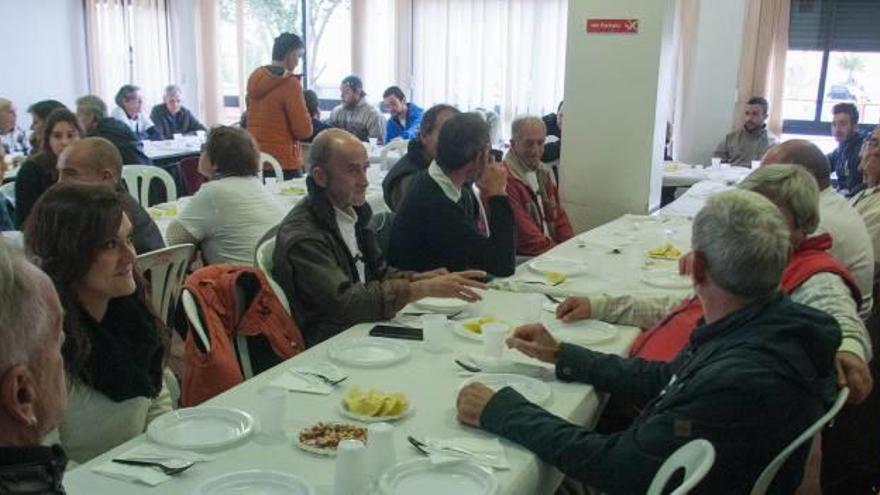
84, 0, 174, 107
306, 0, 352, 100
782, 0, 880, 135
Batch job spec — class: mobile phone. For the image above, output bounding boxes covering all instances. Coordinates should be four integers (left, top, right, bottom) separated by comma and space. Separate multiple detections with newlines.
368, 325, 424, 341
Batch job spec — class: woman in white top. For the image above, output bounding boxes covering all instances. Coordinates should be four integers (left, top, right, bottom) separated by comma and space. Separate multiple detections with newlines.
167, 126, 286, 265
110, 84, 156, 141
25, 184, 172, 464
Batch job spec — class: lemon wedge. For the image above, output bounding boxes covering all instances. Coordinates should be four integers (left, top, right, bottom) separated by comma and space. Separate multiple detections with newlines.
647, 243, 682, 260
545, 270, 567, 285
463, 316, 500, 335
344, 387, 408, 417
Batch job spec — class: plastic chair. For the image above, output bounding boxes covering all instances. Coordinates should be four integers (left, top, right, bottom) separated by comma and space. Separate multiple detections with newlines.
749, 387, 850, 495
121, 165, 177, 207
259, 152, 284, 183
135, 244, 194, 326
254, 237, 292, 315
379, 139, 408, 170
647, 439, 716, 495
180, 289, 211, 352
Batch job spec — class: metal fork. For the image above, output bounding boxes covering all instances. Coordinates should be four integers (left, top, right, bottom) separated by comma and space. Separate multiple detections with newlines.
454, 359, 481, 373
520, 279, 564, 287
296, 371, 348, 386
112, 458, 194, 475
544, 294, 563, 304
407, 436, 496, 462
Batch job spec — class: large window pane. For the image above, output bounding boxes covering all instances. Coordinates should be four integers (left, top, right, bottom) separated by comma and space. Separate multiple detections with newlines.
307, 0, 352, 99
821, 51, 880, 124
782, 50, 823, 121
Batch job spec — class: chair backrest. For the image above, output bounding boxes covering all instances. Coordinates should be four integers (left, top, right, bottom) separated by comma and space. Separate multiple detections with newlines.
259, 152, 284, 183
178, 156, 206, 195
647, 439, 716, 495
180, 288, 210, 352
379, 140, 408, 170
749, 387, 850, 495
254, 237, 291, 315
121, 165, 177, 207
136, 244, 194, 325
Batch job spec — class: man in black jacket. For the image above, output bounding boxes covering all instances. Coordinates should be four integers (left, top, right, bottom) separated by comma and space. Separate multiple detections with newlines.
149, 84, 206, 140
458, 188, 842, 494
388, 113, 516, 276
75, 95, 152, 165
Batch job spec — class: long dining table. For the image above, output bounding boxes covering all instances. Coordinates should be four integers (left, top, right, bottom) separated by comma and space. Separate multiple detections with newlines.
63, 213, 697, 494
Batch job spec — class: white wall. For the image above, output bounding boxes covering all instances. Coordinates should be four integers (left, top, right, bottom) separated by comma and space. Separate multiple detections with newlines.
675, 0, 747, 165
560, 0, 677, 231
0, 0, 89, 131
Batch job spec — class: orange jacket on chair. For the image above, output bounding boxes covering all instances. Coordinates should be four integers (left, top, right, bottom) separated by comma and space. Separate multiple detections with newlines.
246, 66, 313, 171
179, 264, 305, 406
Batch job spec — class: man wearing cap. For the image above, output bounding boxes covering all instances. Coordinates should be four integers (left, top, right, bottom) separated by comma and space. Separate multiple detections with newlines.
328, 75, 386, 144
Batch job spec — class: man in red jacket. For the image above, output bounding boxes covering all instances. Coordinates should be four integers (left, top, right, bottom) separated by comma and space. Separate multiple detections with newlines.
502, 116, 573, 255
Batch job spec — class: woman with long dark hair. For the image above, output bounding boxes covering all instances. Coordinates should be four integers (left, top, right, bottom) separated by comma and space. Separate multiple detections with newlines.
24, 183, 172, 463
13, 109, 82, 228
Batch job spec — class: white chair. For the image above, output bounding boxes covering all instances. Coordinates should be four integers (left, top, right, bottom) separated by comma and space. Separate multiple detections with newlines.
300, 142, 312, 168
254, 237, 292, 315
135, 244, 194, 326
121, 165, 177, 207
647, 439, 716, 495
379, 139, 409, 171
749, 387, 850, 495
259, 152, 284, 184
180, 289, 211, 352
0, 181, 15, 206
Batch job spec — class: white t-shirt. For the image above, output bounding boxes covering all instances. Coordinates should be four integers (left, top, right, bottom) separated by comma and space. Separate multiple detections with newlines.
817, 187, 875, 316
177, 176, 287, 265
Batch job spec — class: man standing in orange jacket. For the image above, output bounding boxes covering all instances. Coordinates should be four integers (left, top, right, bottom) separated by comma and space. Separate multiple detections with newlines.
246, 32, 313, 179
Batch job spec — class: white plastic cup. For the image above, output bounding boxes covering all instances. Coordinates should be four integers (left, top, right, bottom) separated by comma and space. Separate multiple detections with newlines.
421, 314, 447, 353
172, 132, 183, 141
482, 323, 508, 358
195, 129, 206, 140
256, 386, 287, 437
522, 293, 545, 325
366, 422, 396, 480
334, 439, 367, 495
711, 157, 721, 168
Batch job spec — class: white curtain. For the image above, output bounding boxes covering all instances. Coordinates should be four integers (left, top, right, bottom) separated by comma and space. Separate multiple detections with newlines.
411, 0, 568, 141
84, 0, 174, 109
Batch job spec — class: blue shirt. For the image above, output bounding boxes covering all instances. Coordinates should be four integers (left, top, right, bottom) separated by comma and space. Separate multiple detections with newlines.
829, 132, 866, 196
385, 103, 423, 142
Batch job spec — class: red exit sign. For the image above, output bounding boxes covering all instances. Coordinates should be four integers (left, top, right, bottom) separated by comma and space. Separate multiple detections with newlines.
586, 18, 639, 34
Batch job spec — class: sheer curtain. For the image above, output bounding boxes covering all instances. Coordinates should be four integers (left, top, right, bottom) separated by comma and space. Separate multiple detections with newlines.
411, 0, 568, 140
736, 0, 790, 136
84, 0, 174, 108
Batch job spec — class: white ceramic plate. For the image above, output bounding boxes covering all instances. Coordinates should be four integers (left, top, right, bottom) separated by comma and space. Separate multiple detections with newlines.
194, 470, 316, 495
460, 373, 551, 405
379, 458, 498, 495
640, 270, 692, 289
328, 338, 411, 367
413, 297, 470, 315
528, 258, 588, 277
338, 401, 414, 423
545, 319, 619, 345
146, 407, 255, 451
453, 318, 512, 342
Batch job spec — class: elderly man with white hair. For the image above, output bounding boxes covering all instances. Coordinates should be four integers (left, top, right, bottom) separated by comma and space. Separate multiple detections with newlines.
0, 240, 68, 493
0, 98, 30, 155
149, 84, 206, 141
456, 188, 841, 493
503, 116, 573, 256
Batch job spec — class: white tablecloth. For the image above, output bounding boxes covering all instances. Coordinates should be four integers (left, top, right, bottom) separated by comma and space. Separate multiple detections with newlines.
62, 212, 699, 494
662, 163, 751, 188
658, 180, 735, 218
143, 137, 204, 161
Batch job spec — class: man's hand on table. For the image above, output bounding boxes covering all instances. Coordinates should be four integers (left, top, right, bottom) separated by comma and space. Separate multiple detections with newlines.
411, 270, 487, 302
506, 324, 561, 363
835, 351, 873, 404
457, 382, 496, 428
556, 297, 591, 323
411, 268, 449, 281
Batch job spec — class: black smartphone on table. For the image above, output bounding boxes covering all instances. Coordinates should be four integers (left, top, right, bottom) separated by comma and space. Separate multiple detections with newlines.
368, 325, 423, 341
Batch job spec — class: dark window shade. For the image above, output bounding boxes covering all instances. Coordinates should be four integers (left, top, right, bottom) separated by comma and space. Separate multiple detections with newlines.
790, 0, 880, 52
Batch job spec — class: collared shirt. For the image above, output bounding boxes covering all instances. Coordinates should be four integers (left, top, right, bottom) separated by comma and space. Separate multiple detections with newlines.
110, 107, 154, 140
335, 206, 365, 282
0, 125, 30, 154
428, 161, 462, 203
505, 150, 551, 236
328, 98, 387, 143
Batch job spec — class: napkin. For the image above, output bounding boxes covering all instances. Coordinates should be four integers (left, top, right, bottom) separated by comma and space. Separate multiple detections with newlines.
424, 437, 510, 470
269, 363, 345, 395
457, 354, 553, 378
91, 444, 211, 486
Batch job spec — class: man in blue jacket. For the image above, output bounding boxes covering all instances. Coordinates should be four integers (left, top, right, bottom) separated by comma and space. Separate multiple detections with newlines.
457, 188, 842, 494
383, 86, 423, 142
828, 102, 866, 196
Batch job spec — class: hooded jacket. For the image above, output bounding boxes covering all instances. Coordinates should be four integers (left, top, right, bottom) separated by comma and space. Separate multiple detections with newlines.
481, 293, 841, 494
245, 66, 312, 171
273, 177, 414, 346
